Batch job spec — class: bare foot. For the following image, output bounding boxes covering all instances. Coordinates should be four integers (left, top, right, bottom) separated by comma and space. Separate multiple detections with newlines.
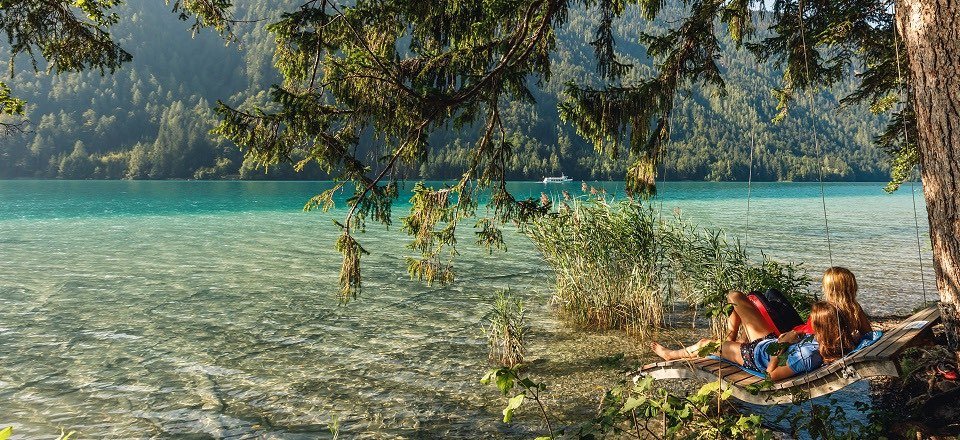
650, 342, 676, 361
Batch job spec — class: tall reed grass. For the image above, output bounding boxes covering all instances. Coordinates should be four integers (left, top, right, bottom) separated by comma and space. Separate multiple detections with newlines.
526, 199, 664, 338
526, 197, 810, 338
484, 289, 528, 367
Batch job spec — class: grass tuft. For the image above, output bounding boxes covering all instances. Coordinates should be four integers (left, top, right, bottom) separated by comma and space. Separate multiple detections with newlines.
484, 289, 528, 367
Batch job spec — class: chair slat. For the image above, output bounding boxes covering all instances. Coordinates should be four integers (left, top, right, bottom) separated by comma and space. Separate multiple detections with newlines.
732, 373, 764, 386
863, 309, 939, 360
722, 370, 758, 383
850, 307, 939, 360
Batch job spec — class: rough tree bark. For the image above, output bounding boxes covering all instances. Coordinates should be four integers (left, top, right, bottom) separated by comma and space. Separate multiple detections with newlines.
896, 0, 960, 363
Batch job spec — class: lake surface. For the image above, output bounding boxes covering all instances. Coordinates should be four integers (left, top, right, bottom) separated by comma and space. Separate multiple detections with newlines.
0, 180, 935, 438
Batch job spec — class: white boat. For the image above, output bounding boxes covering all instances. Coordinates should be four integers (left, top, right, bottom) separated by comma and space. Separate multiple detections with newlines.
542, 175, 573, 184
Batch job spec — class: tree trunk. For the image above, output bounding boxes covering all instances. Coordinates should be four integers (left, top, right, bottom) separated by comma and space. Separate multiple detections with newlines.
896, 0, 960, 363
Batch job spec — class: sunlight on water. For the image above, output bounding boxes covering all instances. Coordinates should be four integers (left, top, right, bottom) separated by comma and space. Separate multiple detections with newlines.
0, 181, 934, 438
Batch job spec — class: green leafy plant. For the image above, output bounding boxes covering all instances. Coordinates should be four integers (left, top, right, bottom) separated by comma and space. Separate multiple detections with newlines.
483, 289, 529, 368
486, 372, 773, 439
329, 415, 340, 440
481, 366, 554, 438
482, 368, 891, 439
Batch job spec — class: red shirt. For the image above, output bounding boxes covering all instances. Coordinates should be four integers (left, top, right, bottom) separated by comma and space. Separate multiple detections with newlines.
793, 317, 813, 334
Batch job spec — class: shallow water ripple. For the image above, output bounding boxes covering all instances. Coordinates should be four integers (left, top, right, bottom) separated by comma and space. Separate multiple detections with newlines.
0, 181, 936, 438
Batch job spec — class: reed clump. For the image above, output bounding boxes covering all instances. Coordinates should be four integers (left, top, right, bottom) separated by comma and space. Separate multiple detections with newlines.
484, 289, 529, 367
526, 199, 664, 338
527, 197, 810, 338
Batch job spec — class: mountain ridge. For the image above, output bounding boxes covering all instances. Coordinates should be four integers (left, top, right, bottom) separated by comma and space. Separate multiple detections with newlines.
0, 1, 889, 182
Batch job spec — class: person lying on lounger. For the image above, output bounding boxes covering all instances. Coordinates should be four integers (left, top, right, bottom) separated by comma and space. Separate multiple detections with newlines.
650, 302, 856, 380
725, 267, 872, 344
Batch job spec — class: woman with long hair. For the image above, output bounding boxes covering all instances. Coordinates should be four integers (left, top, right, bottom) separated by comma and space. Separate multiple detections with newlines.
651, 302, 856, 380
726, 266, 872, 344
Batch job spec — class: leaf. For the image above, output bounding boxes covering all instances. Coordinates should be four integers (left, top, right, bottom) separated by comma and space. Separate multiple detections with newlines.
0, 427, 11, 440
481, 370, 496, 385
634, 375, 654, 391
502, 394, 525, 423
696, 340, 721, 357
720, 387, 733, 401
518, 378, 537, 390
697, 380, 721, 397
621, 396, 646, 413
507, 393, 525, 409
496, 371, 515, 395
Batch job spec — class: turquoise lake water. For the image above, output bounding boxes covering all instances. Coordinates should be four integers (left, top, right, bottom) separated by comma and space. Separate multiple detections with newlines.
0, 180, 936, 438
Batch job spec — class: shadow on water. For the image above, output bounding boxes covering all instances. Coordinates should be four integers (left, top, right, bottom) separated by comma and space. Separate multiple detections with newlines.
738, 381, 874, 439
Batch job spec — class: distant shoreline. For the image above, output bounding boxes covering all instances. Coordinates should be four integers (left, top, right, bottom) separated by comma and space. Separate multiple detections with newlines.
0, 178, 896, 184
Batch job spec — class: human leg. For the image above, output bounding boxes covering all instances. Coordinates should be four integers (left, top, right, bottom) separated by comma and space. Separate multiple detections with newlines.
651, 338, 712, 361
726, 290, 776, 341
721, 339, 746, 366
651, 338, 747, 366
726, 309, 743, 341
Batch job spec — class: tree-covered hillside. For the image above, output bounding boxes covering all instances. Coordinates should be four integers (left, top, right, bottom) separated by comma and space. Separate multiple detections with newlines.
0, 1, 887, 181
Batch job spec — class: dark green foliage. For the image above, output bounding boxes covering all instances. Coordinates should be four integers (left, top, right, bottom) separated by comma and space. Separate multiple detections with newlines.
876, 106, 918, 193
1, 3, 888, 185
561, 0, 913, 198
167, 0, 234, 37
0, 0, 130, 133
774, 398, 887, 439
481, 365, 553, 436
0, 0, 258, 179
561, 0, 731, 197
210, 0, 571, 292
0, 0, 130, 76
202, 0, 894, 295
483, 369, 888, 438
486, 371, 773, 439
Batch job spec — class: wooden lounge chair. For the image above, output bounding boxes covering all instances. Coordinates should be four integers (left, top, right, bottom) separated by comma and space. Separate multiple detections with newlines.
634, 306, 941, 405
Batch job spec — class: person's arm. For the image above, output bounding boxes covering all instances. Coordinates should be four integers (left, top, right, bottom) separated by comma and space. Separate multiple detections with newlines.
766, 356, 797, 381
767, 332, 801, 380
778, 330, 799, 342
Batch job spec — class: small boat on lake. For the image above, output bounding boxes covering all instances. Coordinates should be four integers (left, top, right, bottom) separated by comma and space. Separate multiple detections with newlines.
542, 175, 573, 184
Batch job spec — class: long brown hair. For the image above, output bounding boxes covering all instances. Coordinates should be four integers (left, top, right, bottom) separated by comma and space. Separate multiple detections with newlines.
810, 301, 856, 363
822, 267, 872, 339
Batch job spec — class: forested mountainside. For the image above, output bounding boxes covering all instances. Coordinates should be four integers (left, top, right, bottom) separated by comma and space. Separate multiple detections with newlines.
0, 1, 888, 181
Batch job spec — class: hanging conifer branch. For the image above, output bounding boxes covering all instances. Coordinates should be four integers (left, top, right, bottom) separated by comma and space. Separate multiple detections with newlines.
202, 0, 925, 298
212, 0, 567, 296
560, 0, 727, 197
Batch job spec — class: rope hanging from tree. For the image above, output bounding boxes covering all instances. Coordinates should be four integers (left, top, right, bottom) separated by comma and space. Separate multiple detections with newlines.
796, 0, 834, 267
745, 130, 755, 252
892, 19, 930, 306
793, 2, 927, 309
